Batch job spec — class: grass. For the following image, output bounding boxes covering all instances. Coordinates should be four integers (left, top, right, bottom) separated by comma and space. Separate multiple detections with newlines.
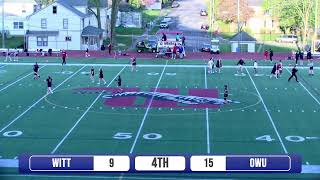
0, 59, 320, 179
219, 43, 232, 52
0, 36, 24, 48
142, 10, 161, 24
256, 43, 298, 53
115, 27, 145, 36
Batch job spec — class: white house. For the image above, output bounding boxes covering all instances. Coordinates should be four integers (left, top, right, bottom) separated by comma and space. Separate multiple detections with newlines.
0, 0, 39, 36
26, 0, 107, 51
230, 31, 257, 53
146, 0, 162, 10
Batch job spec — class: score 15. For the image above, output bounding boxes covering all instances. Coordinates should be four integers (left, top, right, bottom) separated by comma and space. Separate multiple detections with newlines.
191, 156, 226, 171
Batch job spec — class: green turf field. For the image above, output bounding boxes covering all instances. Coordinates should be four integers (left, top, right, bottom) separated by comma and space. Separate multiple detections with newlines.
0, 57, 320, 179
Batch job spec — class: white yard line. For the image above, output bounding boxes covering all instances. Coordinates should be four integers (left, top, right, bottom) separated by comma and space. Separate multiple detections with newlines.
51, 66, 126, 154
204, 66, 210, 154
1, 62, 320, 69
285, 68, 320, 106
0, 66, 46, 93
245, 68, 288, 154
129, 61, 168, 154
0, 65, 86, 133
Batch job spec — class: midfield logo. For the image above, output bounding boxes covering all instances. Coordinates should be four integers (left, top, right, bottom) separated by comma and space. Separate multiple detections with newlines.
74, 88, 240, 109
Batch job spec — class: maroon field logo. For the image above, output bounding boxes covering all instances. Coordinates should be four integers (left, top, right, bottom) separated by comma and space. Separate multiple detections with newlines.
74, 88, 239, 109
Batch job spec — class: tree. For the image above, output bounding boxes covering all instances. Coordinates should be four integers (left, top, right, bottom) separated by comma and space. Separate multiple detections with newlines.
88, 0, 102, 29
216, 0, 253, 23
110, 0, 121, 44
263, 0, 317, 48
129, 0, 141, 8
35, 0, 54, 5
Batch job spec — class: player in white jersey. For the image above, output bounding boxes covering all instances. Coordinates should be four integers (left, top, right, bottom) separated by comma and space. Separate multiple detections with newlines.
308, 59, 314, 76
253, 60, 258, 75
208, 58, 214, 74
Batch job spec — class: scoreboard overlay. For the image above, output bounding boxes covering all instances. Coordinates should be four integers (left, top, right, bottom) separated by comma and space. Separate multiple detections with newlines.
19, 154, 302, 173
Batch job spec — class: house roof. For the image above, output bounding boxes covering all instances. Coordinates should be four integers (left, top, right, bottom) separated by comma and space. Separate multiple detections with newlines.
26, 30, 59, 36
229, 31, 256, 42
58, 0, 107, 7
27, 0, 90, 19
81, 26, 104, 36
56, 0, 88, 18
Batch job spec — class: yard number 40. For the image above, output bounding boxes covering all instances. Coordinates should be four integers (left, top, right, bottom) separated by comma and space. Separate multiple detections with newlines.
256, 135, 306, 142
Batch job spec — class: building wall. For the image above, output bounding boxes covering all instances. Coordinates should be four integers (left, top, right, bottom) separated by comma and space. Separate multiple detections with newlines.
146, 1, 162, 10
1, 16, 27, 36
27, 2, 83, 50
231, 42, 255, 52
247, 6, 280, 34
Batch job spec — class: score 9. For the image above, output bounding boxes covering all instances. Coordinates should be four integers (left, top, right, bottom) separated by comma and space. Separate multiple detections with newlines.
109, 158, 114, 167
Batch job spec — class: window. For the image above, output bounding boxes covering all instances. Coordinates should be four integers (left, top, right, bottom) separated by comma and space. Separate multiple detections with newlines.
53, 6, 57, 14
63, 19, 68, 29
33, 5, 37, 12
13, 22, 24, 29
65, 36, 72, 41
41, 19, 47, 29
37, 36, 48, 46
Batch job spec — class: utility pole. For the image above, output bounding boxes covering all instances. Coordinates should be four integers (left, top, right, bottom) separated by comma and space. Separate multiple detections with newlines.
313, 0, 318, 53
2, 0, 5, 48
210, 0, 214, 38
237, 0, 240, 52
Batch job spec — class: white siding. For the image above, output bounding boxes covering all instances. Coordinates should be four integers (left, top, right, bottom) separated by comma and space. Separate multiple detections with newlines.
0, 16, 27, 36
231, 42, 256, 53
27, 2, 83, 50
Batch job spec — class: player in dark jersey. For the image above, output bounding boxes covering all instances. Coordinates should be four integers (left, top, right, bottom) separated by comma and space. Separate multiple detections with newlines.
61, 50, 67, 66
223, 85, 228, 104
288, 65, 299, 82
131, 56, 137, 72
270, 63, 277, 79
98, 68, 106, 85
216, 59, 222, 73
90, 66, 95, 83
116, 75, 123, 92
236, 58, 245, 74
85, 48, 90, 57
46, 76, 53, 95
33, 62, 40, 80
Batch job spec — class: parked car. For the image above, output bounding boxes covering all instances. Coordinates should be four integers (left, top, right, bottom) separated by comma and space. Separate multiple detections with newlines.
200, 43, 211, 52
171, 1, 179, 8
200, 9, 208, 16
201, 24, 209, 30
276, 35, 298, 43
163, 16, 172, 23
136, 40, 157, 53
160, 21, 169, 29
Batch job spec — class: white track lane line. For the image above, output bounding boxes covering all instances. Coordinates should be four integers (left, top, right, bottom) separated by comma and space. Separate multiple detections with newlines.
245, 68, 288, 154
129, 61, 168, 154
1, 62, 320, 69
0, 65, 86, 133
0, 66, 46, 93
51, 66, 126, 154
285, 68, 320, 106
204, 66, 210, 154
